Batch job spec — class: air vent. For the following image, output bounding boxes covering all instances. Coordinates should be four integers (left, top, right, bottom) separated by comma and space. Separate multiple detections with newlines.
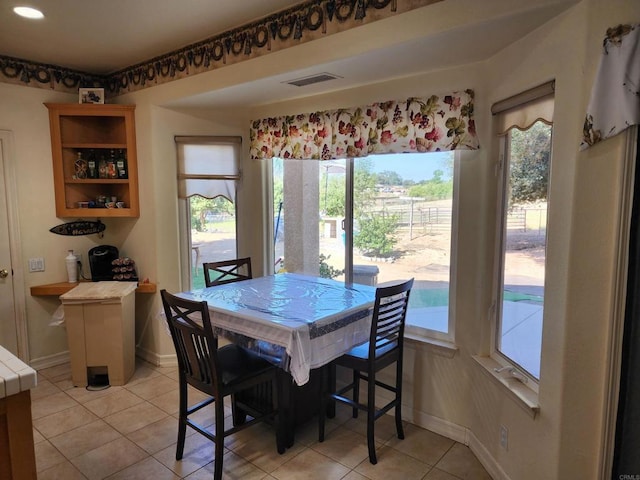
285, 73, 341, 87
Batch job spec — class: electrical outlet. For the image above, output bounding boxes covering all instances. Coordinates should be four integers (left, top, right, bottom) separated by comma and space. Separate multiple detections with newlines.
28, 257, 45, 272
500, 425, 509, 450
74, 252, 82, 265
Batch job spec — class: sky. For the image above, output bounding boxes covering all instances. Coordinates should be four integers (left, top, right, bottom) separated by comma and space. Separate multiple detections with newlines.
367, 151, 454, 182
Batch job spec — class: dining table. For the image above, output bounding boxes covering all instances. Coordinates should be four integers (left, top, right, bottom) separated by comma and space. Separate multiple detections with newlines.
178, 272, 377, 445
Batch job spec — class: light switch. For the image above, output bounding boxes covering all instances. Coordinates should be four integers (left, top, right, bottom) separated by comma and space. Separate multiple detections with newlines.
28, 257, 45, 272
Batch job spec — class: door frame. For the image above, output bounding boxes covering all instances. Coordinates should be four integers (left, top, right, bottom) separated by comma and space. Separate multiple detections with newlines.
0, 130, 28, 361
600, 125, 639, 477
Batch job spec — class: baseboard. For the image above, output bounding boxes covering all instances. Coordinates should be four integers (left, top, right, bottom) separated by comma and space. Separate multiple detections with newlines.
404, 405, 468, 445
405, 406, 511, 480
135, 346, 177, 367
468, 430, 511, 480
29, 351, 70, 371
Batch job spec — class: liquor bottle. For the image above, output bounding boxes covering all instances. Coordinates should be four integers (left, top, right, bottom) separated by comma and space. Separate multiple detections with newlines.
74, 151, 87, 179
107, 150, 117, 179
116, 149, 128, 179
98, 152, 108, 179
87, 149, 97, 178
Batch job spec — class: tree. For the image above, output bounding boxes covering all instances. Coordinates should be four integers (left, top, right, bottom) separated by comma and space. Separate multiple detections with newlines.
190, 195, 234, 231
509, 121, 551, 205
377, 170, 403, 186
354, 212, 399, 257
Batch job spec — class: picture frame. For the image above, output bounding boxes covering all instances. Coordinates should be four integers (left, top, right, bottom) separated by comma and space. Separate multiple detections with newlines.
79, 87, 104, 104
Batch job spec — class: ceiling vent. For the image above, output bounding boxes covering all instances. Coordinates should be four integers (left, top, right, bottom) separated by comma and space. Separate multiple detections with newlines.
285, 73, 341, 87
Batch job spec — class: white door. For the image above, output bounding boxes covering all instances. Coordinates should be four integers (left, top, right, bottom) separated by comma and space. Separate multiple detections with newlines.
0, 132, 18, 355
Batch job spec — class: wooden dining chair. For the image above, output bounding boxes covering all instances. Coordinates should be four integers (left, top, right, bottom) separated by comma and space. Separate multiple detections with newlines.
318, 278, 414, 464
160, 289, 284, 480
203, 257, 253, 287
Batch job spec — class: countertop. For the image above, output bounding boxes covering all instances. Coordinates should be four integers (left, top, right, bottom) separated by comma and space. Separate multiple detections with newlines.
0, 346, 37, 399
60, 281, 138, 301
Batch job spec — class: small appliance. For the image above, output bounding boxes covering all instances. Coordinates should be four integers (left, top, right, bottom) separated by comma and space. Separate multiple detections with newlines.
88, 245, 119, 281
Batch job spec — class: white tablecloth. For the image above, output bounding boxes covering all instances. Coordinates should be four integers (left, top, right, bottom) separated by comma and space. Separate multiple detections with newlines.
180, 273, 375, 385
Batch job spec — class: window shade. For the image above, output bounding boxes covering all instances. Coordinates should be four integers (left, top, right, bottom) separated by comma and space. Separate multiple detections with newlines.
175, 136, 241, 199
492, 81, 555, 135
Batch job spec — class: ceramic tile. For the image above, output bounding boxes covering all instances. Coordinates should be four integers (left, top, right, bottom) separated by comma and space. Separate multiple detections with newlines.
310, 425, 372, 468
31, 391, 78, 420
104, 400, 169, 435
37, 459, 88, 479
385, 422, 455, 466
83, 388, 145, 417
154, 430, 219, 477
50, 419, 122, 459
30, 378, 61, 401
270, 448, 350, 480
71, 436, 148, 480
105, 456, 180, 479
125, 373, 177, 400
184, 450, 269, 480
34, 361, 490, 480
38, 363, 73, 383
34, 404, 98, 439
435, 443, 492, 480
424, 467, 464, 480
34, 440, 67, 472
228, 423, 305, 474
127, 416, 186, 455
354, 445, 431, 480
65, 384, 125, 404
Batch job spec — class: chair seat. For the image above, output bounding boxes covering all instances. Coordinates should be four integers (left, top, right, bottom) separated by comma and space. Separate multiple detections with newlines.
341, 338, 398, 360
218, 344, 275, 386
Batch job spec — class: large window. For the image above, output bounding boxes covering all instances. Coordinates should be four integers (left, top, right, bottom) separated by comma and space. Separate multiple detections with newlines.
492, 83, 554, 381
176, 137, 241, 290
273, 152, 456, 340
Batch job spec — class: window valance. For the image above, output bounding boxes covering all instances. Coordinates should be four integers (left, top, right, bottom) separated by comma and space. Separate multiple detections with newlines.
175, 136, 241, 200
249, 90, 479, 160
581, 24, 640, 150
492, 81, 555, 135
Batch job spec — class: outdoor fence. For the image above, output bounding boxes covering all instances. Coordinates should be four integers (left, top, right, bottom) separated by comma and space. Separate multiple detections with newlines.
371, 201, 547, 239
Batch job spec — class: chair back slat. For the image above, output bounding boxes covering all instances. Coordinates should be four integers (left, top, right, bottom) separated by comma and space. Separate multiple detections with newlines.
203, 257, 252, 287
161, 290, 221, 394
369, 279, 414, 359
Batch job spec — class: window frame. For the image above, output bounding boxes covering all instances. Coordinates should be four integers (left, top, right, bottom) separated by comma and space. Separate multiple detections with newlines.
491, 126, 552, 390
175, 136, 241, 291
271, 152, 460, 344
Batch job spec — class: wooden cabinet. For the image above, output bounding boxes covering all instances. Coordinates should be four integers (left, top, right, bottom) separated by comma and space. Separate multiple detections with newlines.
45, 103, 139, 218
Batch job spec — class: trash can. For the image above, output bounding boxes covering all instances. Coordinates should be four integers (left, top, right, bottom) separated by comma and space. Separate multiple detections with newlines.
353, 265, 379, 286
60, 281, 137, 387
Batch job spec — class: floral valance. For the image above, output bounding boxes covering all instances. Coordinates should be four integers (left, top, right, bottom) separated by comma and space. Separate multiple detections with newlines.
250, 90, 479, 160
581, 24, 640, 150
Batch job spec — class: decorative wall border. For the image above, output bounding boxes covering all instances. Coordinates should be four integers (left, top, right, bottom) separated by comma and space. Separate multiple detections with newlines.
0, 0, 441, 97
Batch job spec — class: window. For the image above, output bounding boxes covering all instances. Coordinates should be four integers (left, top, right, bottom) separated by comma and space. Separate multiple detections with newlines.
492, 82, 554, 381
175, 136, 241, 290
272, 151, 457, 340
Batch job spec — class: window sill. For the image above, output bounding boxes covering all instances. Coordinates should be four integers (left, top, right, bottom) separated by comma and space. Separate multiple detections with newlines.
404, 331, 458, 359
472, 355, 540, 418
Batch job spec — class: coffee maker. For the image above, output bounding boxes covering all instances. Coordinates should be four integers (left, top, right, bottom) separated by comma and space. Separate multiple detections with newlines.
88, 245, 119, 281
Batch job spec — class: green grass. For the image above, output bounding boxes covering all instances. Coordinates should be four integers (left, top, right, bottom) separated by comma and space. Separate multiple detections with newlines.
408, 287, 543, 308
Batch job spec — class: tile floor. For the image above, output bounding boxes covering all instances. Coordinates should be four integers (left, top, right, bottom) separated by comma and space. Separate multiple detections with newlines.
32, 360, 492, 480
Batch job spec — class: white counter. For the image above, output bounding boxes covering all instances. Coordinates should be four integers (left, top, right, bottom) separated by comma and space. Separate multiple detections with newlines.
0, 345, 37, 399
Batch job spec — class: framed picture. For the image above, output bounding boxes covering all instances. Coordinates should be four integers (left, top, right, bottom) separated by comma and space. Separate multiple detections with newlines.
79, 88, 104, 104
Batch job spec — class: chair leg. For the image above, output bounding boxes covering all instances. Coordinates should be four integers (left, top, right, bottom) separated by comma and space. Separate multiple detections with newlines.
352, 369, 360, 419
395, 360, 404, 440
176, 380, 187, 460
214, 399, 225, 480
366, 370, 377, 464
